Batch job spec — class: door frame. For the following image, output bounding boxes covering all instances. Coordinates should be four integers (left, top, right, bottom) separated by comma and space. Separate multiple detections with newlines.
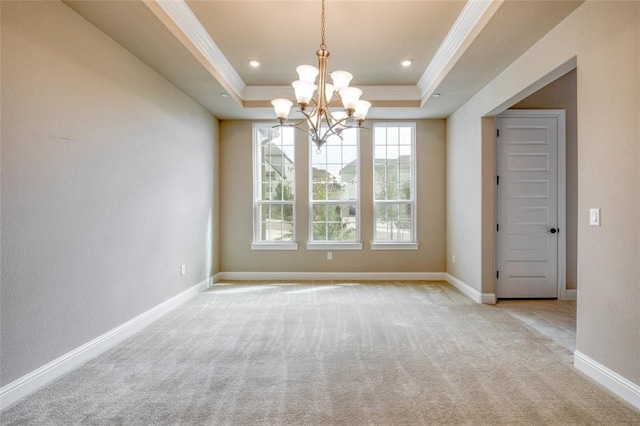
494, 109, 567, 299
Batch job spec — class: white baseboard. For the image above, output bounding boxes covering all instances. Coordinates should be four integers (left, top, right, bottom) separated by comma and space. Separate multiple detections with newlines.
0, 277, 213, 411
561, 288, 577, 300
446, 273, 496, 304
214, 272, 446, 282
574, 350, 640, 410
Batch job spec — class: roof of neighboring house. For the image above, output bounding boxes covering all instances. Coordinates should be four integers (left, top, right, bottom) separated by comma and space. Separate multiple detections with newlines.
311, 167, 337, 182
263, 143, 293, 180
340, 155, 412, 177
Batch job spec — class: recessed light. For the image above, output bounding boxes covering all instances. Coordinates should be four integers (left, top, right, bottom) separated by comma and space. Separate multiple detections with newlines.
432, 93, 441, 98
220, 92, 229, 98
249, 59, 260, 68
400, 59, 413, 67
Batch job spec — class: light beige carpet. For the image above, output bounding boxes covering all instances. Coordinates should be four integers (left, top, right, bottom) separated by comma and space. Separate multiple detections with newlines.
2, 281, 639, 425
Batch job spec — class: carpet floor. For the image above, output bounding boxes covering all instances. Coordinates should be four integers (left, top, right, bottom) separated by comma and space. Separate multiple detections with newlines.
2, 281, 639, 425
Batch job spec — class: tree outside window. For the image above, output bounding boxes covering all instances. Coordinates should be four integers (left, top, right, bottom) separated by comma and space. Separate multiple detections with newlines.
310, 130, 359, 243
373, 123, 416, 243
253, 125, 295, 243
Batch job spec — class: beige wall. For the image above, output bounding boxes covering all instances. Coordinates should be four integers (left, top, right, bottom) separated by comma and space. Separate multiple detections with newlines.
512, 69, 578, 290
1, 1, 218, 385
447, 1, 639, 385
220, 120, 446, 273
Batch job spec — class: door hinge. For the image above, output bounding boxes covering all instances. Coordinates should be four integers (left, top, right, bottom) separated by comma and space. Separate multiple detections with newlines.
497, 128, 500, 137
496, 223, 499, 232
496, 175, 500, 186
496, 270, 499, 279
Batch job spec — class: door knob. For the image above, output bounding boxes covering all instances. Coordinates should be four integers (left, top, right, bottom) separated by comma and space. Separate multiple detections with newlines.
549, 228, 558, 234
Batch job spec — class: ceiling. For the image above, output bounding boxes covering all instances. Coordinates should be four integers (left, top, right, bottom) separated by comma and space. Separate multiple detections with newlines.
63, 0, 583, 121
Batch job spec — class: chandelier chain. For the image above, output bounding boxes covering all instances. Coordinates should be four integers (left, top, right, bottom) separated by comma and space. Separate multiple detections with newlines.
320, 0, 326, 50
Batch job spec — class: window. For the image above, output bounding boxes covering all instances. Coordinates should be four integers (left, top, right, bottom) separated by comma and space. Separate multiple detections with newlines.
308, 129, 362, 250
372, 123, 418, 249
252, 124, 297, 250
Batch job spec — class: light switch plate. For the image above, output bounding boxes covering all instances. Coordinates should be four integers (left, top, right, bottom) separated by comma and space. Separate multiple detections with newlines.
589, 208, 600, 226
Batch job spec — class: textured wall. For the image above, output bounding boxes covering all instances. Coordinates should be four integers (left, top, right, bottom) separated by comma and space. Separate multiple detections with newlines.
1, 1, 217, 385
219, 120, 446, 273
447, 1, 639, 385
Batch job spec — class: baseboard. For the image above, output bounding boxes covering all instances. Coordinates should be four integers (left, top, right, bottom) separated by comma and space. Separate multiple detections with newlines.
213, 273, 497, 307
215, 272, 446, 282
561, 288, 577, 300
0, 277, 213, 411
445, 273, 496, 304
574, 350, 640, 410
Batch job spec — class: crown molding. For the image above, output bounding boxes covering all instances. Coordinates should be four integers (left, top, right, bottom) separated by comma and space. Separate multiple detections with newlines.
144, 0, 501, 113
243, 85, 421, 103
418, 0, 504, 105
145, 0, 245, 101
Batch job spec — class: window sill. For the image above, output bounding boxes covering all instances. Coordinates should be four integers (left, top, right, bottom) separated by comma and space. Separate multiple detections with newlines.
251, 242, 298, 251
306, 242, 363, 251
370, 242, 419, 250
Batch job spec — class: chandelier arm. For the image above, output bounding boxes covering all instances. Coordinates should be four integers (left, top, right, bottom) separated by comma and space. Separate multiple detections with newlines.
271, 106, 323, 139
299, 108, 321, 136
320, 115, 350, 141
324, 99, 343, 109
274, 109, 316, 131
271, 122, 319, 139
322, 111, 333, 129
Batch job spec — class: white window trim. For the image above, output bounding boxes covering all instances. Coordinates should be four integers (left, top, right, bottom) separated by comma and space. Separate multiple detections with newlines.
372, 122, 418, 245
252, 123, 296, 247
251, 242, 299, 251
370, 242, 419, 250
307, 242, 363, 251
308, 129, 361, 245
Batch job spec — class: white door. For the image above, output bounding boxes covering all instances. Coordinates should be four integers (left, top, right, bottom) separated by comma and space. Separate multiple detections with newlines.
496, 110, 565, 298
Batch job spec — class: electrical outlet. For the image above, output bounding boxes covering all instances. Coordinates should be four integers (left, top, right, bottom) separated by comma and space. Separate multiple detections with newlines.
452, 254, 456, 264
181, 265, 186, 276
327, 252, 333, 260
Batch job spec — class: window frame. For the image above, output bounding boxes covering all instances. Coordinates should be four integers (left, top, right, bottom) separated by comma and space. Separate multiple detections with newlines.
251, 123, 298, 250
307, 128, 363, 251
371, 122, 419, 250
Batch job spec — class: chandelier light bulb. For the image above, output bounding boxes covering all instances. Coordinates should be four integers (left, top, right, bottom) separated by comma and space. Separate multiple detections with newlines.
271, 98, 293, 123
296, 65, 319, 83
330, 71, 353, 92
292, 80, 317, 107
354, 100, 371, 120
339, 87, 363, 113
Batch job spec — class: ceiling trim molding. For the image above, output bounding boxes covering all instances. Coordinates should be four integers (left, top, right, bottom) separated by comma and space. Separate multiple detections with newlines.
149, 0, 246, 100
243, 86, 292, 101
243, 85, 421, 102
417, 0, 504, 105
243, 99, 420, 109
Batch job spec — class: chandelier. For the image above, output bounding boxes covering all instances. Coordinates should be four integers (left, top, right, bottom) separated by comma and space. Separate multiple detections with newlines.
271, 0, 371, 152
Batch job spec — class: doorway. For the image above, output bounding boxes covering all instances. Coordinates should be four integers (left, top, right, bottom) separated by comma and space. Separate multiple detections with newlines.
495, 110, 566, 299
